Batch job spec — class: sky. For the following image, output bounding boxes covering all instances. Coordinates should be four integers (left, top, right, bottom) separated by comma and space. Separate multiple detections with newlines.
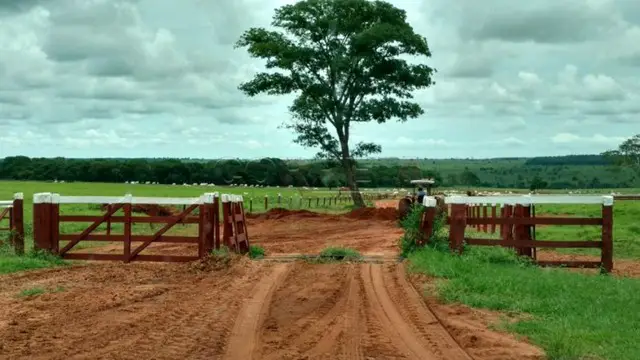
0, 0, 639, 159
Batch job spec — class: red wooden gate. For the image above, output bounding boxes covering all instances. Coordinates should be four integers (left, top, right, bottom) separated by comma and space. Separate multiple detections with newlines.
421, 195, 615, 273
33, 192, 222, 262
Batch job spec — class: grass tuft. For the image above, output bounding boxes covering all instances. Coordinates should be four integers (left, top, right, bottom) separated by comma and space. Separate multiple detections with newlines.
249, 245, 266, 259
18, 287, 46, 298
318, 246, 362, 261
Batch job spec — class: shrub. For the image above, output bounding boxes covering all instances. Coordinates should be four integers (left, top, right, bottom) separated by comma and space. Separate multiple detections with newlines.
249, 245, 266, 259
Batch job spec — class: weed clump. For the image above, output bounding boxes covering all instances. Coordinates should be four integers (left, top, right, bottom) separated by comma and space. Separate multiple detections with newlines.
398, 204, 448, 257
249, 245, 266, 259
317, 247, 362, 262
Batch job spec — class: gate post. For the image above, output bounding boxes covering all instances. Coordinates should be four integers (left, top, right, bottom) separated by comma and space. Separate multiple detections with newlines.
11, 193, 24, 255
448, 197, 467, 254
419, 197, 437, 246
33, 193, 53, 253
200, 192, 218, 255
601, 195, 614, 273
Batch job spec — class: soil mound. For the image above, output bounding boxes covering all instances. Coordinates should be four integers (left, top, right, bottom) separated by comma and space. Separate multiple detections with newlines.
345, 207, 399, 221
247, 208, 323, 221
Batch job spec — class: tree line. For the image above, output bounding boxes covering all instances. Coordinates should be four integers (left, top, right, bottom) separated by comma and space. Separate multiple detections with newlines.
0, 155, 636, 190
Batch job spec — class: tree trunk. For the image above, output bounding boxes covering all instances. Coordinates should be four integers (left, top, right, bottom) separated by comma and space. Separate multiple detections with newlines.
337, 129, 366, 208
340, 154, 366, 208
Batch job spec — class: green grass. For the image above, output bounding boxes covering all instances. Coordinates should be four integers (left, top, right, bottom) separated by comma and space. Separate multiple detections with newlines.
0, 237, 67, 274
249, 245, 266, 259
318, 246, 362, 261
407, 247, 640, 360
17, 285, 65, 298
18, 286, 46, 297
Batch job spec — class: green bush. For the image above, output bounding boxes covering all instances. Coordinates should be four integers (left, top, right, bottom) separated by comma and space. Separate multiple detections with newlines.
318, 247, 362, 261
249, 245, 266, 259
399, 204, 448, 257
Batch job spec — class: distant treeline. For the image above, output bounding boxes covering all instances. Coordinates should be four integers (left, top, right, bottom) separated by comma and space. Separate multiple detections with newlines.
0, 155, 635, 189
524, 155, 610, 166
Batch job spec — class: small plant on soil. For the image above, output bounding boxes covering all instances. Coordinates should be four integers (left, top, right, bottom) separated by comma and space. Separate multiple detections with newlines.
18, 287, 46, 298
317, 247, 362, 262
249, 245, 266, 259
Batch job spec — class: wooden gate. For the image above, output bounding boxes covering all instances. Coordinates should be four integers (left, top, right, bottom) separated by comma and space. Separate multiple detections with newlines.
421, 195, 614, 273
221, 194, 250, 254
0, 193, 24, 254
33, 192, 221, 262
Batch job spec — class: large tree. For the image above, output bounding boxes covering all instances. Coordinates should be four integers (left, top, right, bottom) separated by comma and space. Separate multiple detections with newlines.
602, 134, 640, 172
235, 0, 435, 207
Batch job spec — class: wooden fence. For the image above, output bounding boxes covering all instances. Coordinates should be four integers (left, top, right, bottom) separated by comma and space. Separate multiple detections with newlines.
420, 195, 614, 273
0, 193, 24, 254
32, 192, 249, 263
245, 192, 396, 212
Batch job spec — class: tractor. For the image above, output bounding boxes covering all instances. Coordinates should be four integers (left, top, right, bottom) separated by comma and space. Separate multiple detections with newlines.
398, 178, 435, 220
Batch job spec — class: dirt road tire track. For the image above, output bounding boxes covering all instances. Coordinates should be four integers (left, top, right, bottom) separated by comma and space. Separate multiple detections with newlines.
361, 263, 472, 360
223, 263, 290, 360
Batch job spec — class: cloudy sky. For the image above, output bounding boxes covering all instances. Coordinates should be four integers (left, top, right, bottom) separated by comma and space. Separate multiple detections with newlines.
0, 0, 638, 159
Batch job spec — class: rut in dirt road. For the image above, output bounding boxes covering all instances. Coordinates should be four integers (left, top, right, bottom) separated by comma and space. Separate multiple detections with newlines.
230, 262, 472, 360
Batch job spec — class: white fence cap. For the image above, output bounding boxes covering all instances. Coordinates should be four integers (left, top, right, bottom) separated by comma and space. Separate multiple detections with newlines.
422, 196, 437, 207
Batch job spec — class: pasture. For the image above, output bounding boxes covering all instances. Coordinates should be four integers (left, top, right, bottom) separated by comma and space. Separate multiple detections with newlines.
1, 180, 639, 359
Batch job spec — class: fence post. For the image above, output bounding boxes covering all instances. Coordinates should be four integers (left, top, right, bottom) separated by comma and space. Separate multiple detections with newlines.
33, 193, 53, 253
482, 204, 488, 233
601, 196, 614, 273
277, 193, 282, 206
264, 195, 268, 211
11, 193, 24, 255
419, 197, 437, 246
249, 198, 253, 213
490, 204, 497, 234
214, 195, 221, 250
513, 203, 533, 258
123, 194, 133, 262
288, 196, 293, 208
51, 194, 60, 254
448, 199, 467, 254
106, 204, 112, 236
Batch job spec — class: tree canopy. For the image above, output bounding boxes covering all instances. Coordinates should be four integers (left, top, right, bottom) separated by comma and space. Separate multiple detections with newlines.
235, 0, 435, 206
603, 134, 640, 172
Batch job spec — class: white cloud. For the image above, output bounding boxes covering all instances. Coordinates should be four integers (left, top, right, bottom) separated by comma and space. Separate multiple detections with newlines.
551, 133, 627, 145
0, 0, 638, 159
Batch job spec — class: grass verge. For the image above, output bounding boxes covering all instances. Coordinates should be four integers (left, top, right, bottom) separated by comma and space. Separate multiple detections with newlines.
0, 240, 67, 275
407, 247, 640, 360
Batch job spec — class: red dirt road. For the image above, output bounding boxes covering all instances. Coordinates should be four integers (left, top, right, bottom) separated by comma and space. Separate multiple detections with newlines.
247, 208, 403, 255
0, 209, 544, 359
0, 260, 542, 360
